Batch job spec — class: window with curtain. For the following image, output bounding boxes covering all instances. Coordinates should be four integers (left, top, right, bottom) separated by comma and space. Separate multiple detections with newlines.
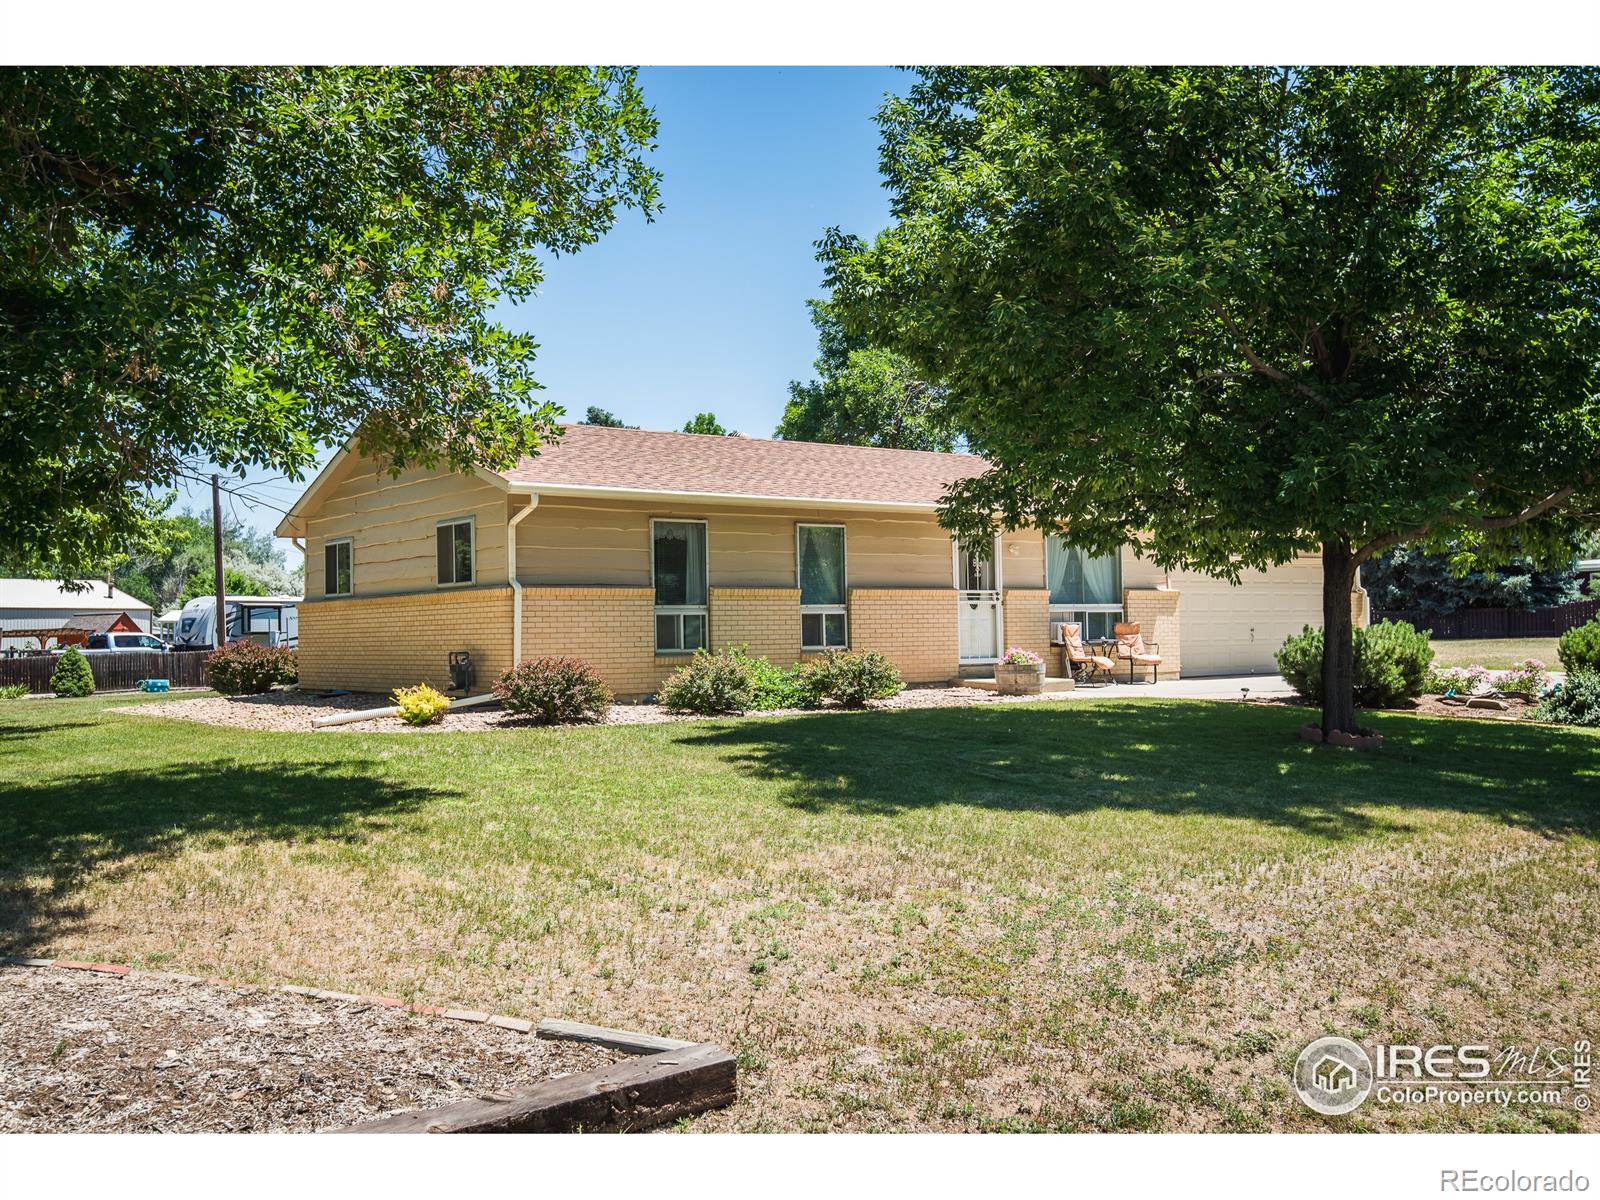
653, 520, 708, 652
798, 524, 847, 649
1046, 535, 1122, 640
436, 519, 474, 586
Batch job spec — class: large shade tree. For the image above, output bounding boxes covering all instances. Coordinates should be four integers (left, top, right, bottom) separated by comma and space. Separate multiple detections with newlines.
824, 67, 1600, 734
1, 67, 659, 576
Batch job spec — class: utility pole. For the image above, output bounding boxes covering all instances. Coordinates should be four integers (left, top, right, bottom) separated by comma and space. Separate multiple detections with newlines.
212, 474, 226, 650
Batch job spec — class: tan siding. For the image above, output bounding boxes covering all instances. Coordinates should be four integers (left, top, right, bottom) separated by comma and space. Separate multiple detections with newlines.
1001, 529, 1046, 589
1121, 544, 1167, 589
515, 496, 957, 590
304, 456, 508, 598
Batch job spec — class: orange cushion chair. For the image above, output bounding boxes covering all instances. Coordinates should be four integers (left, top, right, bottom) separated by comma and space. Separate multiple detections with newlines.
1060, 622, 1115, 685
1112, 622, 1163, 683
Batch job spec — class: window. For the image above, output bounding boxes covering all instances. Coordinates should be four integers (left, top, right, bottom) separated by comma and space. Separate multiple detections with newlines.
324, 538, 352, 597
798, 524, 848, 649
1046, 534, 1123, 641
652, 520, 708, 653
436, 519, 474, 587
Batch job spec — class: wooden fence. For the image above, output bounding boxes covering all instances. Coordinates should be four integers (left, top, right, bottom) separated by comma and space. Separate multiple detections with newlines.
0, 651, 210, 694
1371, 597, 1600, 639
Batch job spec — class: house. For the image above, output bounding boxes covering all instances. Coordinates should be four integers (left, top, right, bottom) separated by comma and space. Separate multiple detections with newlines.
275, 424, 1368, 696
0, 578, 154, 653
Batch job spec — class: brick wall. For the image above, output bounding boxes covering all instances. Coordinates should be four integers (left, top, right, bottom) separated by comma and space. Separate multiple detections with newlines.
847, 588, 959, 684
1122, 587, 1182, 679
710, 587, 802, 665
1002, 588, 1052, 671
298, 587, 513, 693
519, 586, 660, 697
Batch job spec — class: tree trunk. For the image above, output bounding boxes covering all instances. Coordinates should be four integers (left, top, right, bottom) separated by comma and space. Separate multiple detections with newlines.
1320, 539, 1358, 736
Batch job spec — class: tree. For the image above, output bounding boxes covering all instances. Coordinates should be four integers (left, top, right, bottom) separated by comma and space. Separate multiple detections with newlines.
580, 406, 637, 428
682, 412, 734, 436
823, 67, 1600, 735
1362, 543, 1582, 614
776, 301, 956, 451
108, 510, 299, 610
1, 67, 660, 577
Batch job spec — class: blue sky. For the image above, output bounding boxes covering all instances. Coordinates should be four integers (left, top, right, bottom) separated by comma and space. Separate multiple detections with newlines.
182, 66, 909, 561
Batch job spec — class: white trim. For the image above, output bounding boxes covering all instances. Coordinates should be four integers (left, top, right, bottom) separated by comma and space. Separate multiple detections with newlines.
508, 493, 539, 665
796, 522, 849, 650
503, 480, 943, 513
323, 537, 354, 598
435, 516, 476, 588
650, 518, 709, 653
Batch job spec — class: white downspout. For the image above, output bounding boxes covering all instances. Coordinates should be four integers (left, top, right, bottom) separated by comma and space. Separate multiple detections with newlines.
507, 491, 539, 665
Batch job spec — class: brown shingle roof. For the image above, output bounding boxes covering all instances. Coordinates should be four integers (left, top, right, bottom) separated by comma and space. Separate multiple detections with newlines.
501, 425, 988, 508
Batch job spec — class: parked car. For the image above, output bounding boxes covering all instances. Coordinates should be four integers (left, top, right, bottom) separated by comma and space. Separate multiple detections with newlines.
172, 595, 300, 650
82, 632, 168, 653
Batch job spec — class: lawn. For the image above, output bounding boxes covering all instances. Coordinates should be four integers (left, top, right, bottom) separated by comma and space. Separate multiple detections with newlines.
2, 693, 1596, 1132
1427, 637, 1563, 670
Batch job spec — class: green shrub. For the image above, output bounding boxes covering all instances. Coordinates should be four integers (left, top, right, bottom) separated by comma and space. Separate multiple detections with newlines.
1535, 670, 1600, 727
494, 656, 611, 724
50, 645, 95, 697
1, 682, 32, 700
206, 641, 297, 695
392, 682, 452, 726
1275, 620, 1432, 708
659, 648, 755, 714
1556, 618, 1600, 675
739, 650, 810, 710
801, 649, 904, 708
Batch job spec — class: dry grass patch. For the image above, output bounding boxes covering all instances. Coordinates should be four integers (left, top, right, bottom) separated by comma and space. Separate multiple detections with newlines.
2, 692, 1596, 1132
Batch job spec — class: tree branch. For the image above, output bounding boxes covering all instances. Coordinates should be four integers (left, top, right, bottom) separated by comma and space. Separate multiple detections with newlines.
1352, 482, 1584, 566
1213, 304, 1323, 401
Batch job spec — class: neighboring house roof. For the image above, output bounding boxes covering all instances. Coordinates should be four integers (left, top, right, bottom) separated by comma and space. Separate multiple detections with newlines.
0, 578, 153, 613
60, 611, 144, 634
277, 424, 990, 537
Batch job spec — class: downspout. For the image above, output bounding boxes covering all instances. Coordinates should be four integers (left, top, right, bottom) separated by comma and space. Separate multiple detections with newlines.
507, 490, 539, 665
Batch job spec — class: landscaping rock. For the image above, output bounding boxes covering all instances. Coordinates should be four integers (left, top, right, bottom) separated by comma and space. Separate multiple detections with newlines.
1466, 696, 1510, 711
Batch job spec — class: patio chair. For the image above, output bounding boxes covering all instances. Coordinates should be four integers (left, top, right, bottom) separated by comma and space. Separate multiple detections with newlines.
1059, 622, 1115, 686
1112, 622, 1163, 683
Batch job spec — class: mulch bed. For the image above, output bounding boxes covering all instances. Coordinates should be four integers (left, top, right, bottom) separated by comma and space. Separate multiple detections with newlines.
112, 682, 1083, 734
0, 965, 617, 1133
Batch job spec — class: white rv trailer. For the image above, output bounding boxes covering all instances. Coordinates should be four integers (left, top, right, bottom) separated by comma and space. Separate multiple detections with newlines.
173, 594, 301, 650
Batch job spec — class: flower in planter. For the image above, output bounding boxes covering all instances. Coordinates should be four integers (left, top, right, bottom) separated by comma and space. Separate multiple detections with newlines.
1000, 647, 1044, 668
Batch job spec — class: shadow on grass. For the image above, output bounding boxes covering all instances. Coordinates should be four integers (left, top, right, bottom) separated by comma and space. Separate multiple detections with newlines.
678, 700, 1600, 842
0, 734, 449, 955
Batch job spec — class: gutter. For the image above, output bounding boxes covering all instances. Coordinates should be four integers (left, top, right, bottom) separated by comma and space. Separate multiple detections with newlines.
506, 490, 540, 665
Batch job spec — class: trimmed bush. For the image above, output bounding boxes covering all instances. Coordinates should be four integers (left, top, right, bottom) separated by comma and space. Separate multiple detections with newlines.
392, 682, 452, 726
659, 648, 755, 714
1535, 670, 1600, 727
50, 645, 95, 697
206, 641, 297, 695
1276, 619, 1432, 708
1556, 618, 1600, 675
494, 656, 611, 724
801, 649, 904, 708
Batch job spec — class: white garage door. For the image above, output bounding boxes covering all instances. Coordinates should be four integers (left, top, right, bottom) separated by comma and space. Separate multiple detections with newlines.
1171, 558, 1325, 676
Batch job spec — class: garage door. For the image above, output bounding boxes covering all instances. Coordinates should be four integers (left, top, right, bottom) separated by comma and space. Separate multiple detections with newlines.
1171, 558, 1324, 676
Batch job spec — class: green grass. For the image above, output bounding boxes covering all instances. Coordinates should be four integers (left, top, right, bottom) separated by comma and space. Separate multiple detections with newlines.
2, 692, 1597, 1132
1428, 638, 1562, 671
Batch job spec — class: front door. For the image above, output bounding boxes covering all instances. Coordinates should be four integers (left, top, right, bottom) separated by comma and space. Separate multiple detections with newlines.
955, 539, 1001, 662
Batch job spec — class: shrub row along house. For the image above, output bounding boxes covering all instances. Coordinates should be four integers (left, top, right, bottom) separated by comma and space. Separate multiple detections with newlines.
275, 424, 1369, 696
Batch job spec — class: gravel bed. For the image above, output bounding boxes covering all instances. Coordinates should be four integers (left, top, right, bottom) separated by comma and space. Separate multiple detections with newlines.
0, 965, 616, 1133
112, 682, 1083, 734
